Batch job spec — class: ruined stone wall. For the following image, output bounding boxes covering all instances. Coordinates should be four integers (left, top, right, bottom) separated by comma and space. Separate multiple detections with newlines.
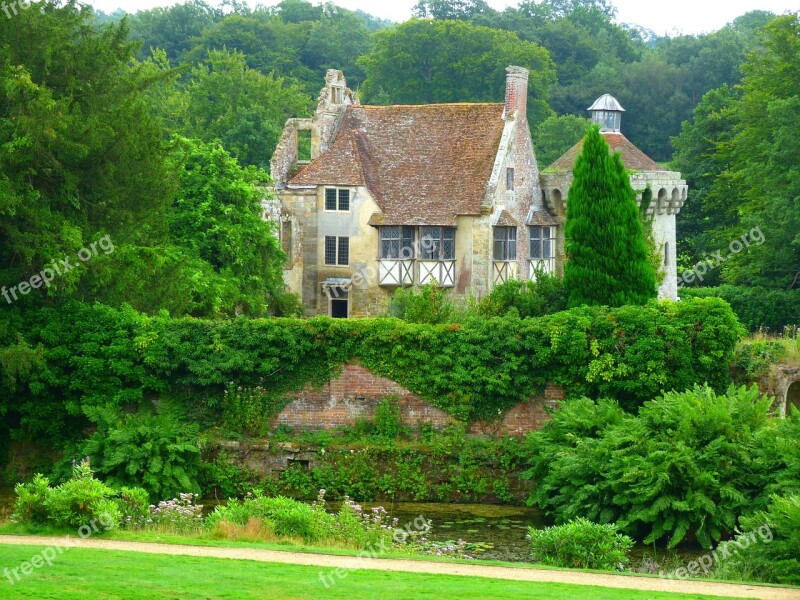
274, 363, 562, 436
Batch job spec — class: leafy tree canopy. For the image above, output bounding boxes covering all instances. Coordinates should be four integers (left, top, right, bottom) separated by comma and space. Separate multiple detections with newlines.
360, 19, 556, 125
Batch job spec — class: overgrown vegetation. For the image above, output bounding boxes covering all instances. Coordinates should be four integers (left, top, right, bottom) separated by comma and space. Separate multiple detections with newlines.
524, 385, 799, 549
202, 423, 529, 504
0, 297, 741, 441
10, 464, 478, 558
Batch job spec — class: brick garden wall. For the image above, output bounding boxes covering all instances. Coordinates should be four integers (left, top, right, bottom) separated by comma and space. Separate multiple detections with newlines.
273, 363, 562, 436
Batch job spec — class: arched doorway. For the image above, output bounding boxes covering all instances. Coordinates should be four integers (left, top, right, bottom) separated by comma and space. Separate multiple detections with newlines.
787, 381, 800, 416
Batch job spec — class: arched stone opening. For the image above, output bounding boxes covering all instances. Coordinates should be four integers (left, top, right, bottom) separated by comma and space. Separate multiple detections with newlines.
551, 189, 563, 214
787, 380, 800, 416
657, 188, 667, 214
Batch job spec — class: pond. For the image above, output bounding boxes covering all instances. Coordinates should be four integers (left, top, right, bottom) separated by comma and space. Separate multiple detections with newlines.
356, 501, 547, 562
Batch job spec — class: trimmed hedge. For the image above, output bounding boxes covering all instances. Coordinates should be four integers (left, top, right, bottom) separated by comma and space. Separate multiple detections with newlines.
680, 285, 800, 331
0, 297, 742, 440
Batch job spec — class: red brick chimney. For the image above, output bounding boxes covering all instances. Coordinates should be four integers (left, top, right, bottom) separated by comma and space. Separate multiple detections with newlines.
504, 66, 529, 122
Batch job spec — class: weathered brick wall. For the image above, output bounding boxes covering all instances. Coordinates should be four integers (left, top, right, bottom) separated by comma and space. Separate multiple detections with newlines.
273, 363, 562, 435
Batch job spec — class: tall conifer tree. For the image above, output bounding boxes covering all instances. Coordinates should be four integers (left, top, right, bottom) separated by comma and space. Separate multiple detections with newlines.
563, 126, 657, 307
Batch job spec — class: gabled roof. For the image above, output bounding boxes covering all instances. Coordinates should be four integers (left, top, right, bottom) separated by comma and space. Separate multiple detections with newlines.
493, 209, 520, 227
289, 103, 506, 226
547, 132, 664, 174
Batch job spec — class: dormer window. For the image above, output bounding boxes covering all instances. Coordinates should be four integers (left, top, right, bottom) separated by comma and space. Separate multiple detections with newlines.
331, 86, 344, 104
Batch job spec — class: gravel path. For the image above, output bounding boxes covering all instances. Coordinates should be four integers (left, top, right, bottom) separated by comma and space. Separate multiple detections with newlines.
1, 535, 798, 599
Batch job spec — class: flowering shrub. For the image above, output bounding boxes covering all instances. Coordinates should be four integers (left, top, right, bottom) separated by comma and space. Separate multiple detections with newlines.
12, 459, 123, 530
325, 492, 403, 549
208, 489, 427, 550
148, 493, 204, 533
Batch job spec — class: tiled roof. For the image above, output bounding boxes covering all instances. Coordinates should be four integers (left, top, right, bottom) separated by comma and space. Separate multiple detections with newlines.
494, 209, 520, 227
290, 103, 506, 225
527, 209, 559, 226
548, 132, 664, 173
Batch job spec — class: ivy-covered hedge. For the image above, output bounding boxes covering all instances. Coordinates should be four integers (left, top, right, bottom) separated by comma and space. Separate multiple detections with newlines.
0, 297, 742, 441
680, 285, 800, 331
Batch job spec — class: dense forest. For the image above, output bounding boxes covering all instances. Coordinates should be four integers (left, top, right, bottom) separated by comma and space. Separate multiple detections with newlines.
0, 0, 798, 322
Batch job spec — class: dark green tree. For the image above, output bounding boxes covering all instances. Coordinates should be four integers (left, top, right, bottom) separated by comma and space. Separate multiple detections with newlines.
720, 15, 800, 289
534, 113, 591, 167
359, 19, 556, 124
164, 137, 288, 316
563, 126, 657, 306
0, 0, 174, 302
158, 48, 311, 168
128, 0, 224, 61
672, 85, 740, 283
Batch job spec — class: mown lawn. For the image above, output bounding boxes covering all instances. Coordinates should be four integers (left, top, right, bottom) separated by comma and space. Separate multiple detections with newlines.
0, 545, 740, 600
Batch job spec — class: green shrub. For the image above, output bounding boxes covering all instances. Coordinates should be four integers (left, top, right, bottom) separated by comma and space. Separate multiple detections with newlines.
207, 492, 334, 542
715, 494, 800, 585
12, 460, 122, 530
12, 473, 52, 526
477, 275, 567, 319
680, 285, 800, 331
390, 282, 455, 324
522, 397, 628, 524
374, 396, 403, 439
528, 518, 633, 570
525, 385, 782, 548
611, 385, 771, 548
82, 406, 201, 499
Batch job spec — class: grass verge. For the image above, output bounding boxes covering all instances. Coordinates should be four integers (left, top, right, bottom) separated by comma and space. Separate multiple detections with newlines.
0, 544, 747, 600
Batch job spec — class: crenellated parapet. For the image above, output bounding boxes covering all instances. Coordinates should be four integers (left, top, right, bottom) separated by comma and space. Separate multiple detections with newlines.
540, 171, 688, 217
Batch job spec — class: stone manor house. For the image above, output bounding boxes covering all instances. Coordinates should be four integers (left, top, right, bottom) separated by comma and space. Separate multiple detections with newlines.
270, 67, 687, 317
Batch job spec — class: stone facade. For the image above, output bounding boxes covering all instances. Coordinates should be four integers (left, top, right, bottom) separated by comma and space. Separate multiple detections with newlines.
271, 69, 687, 316
274, 363, 562, 436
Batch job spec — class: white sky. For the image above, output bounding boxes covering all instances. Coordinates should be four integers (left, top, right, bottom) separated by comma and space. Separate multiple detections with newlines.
89, 0, 799, 36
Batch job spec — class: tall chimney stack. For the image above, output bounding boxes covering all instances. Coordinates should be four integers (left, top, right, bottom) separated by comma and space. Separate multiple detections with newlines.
504, 66, 529, 122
